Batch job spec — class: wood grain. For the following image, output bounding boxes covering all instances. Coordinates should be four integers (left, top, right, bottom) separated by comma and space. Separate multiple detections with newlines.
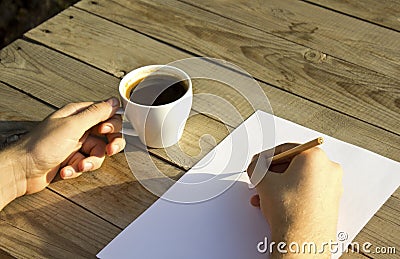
354, 195, 400, 259
0, 40, 218, 227
0, 41, 119, 108
69, 1, 400, 135
0, 80, 185, 232
23, 7, 400, 162
0, 39, 229, 169
24, 6, 188, 79
177, 0, 400, 80
0, 82, 53, 148
0, 84, 125, 258
0, 248, 16, 259
341, 252, 371, 259
1, 10, 398, 259
0, 82, 53, 121
304, 0, 400, 31
0, 189, 120, 258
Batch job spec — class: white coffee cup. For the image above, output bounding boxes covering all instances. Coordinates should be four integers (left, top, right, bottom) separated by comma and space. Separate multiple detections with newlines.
117, 65, 192, 148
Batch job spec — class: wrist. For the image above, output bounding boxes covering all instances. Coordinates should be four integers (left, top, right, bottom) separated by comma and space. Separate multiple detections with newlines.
270, 221, 335, 258
0, 141, 28, 210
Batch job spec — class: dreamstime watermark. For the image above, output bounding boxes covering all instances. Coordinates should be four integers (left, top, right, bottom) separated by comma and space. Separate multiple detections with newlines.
257, 232, 397, 255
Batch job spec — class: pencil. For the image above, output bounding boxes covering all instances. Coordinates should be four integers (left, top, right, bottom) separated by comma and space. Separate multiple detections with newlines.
271, 137, 324, 163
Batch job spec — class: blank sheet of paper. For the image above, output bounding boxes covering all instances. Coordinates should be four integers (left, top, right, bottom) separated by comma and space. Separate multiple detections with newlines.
98, 111, 400, 259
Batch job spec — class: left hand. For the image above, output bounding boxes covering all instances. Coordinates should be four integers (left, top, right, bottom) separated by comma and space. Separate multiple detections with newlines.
15, 97, 126, 195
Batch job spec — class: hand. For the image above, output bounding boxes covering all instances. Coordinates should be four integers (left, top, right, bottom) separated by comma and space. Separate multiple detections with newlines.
247, 144, 343, 257
12, 97, 126, 196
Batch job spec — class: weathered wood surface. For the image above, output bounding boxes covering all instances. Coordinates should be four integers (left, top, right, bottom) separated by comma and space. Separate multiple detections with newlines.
0, 82, 53, 147
23, 8, 400, 163
0, 40, 227, 168
7, 8, 400, 259
305, 0, 400, 31
177, 0, 400, 80
0, 189, 121, 258
341, 252, 372, 259
70, 0, 400, 135
355, 195, 400, 258
0, 86, 123, 258
0, 80, 184, 233
0, 0, 398, 258
0, 82, 53, 121
0, 248, 16, 259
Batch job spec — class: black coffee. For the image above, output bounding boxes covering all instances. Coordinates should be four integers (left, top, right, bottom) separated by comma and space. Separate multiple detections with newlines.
127, 75, 188, 106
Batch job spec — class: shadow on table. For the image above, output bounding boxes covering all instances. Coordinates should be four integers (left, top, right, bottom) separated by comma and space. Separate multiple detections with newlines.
0, 120, 39, 149
0, 122, 250, 258
0, 170, 253, 258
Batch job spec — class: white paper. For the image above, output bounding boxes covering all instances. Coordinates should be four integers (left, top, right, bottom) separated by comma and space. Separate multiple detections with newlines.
98, 111, 400, 259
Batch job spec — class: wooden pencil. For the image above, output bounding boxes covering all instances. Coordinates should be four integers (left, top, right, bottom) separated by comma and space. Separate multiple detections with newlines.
271, 137, 324, 163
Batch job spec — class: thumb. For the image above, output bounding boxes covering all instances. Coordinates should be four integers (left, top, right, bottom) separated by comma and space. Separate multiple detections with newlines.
247, 148, 273, 186
247, 143, 299, 186
72, 97, 120, 133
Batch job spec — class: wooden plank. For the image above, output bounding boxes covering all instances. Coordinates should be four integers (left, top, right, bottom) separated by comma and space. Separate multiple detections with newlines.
22, 7, 400, 162
304, 0, 400, 31
353, 196, 400, 259
0, 82, 53, 121
0, 66, 381, 259
0, 81, 182, 231
0, 189, 120, 258
2, 12, 399, 257
66, 2, 400, 136
24, 7, 188, 79
48, 146, 184, 228
0, 40, 198, 229
176, 0, 400, 80
0, 53, 373, 259
0, 39, 227, 169
0, 82, 53, 147
341, 252, 370, 259
0, 84, 130, 257
0, 42, 119, 107
0, 248, 16, 259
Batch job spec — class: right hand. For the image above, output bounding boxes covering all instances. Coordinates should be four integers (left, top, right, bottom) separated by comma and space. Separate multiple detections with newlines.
247, 144, 343, 257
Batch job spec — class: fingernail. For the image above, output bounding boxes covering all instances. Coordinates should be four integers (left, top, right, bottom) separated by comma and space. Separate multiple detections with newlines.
106, 97, 119, 107
83, 161, 93, 171
64, 169, 73, 178
103, 125, 112, 133
113, 144, 121, 154
109, 144, 120, 156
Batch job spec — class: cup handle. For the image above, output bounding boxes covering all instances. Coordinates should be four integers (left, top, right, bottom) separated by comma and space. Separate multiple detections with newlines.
115, 107, 138, 136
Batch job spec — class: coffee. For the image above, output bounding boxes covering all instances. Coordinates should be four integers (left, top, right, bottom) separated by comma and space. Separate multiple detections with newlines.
126, 75, 188, 106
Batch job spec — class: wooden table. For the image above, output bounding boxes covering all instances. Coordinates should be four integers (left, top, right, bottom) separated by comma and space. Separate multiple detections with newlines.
0, 0, 399, 258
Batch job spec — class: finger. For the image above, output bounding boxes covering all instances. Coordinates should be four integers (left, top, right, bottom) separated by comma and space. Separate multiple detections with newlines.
72, 97, 120, 134
94, 115, 123, 135
79, 135, 107, 171
254, 165, 286, 196
80, 135, 107, 155
247, 148, 273, 178
250, 194, 261, 208
78, 131, 90, 146
60, 152, 86, 179
106, 133, 126, 156
78, 155, 105, 172
51, 102, 95, 118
